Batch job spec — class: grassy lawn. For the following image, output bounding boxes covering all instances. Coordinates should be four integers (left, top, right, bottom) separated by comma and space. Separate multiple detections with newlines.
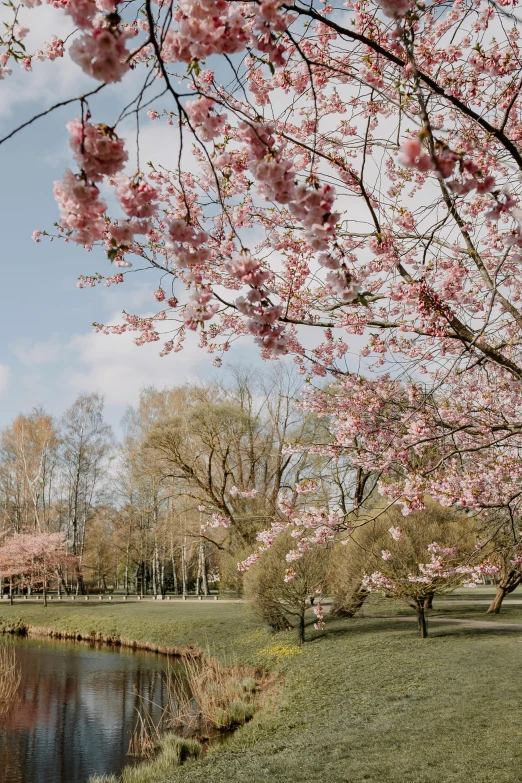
1, 602, 522, 783
359, 589, 522, 624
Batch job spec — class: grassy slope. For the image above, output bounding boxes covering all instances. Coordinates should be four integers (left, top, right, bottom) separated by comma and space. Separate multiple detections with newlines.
1, 602, 522, 783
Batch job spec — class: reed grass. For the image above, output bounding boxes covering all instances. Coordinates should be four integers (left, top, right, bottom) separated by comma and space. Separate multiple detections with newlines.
165, 653, 261, 731
90, 735, 201, 783
0, 643, 21, 716
126, 651, 262, 765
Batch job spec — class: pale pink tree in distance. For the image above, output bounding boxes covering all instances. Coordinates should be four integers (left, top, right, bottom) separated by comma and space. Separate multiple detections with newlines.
0, 533, 74, 607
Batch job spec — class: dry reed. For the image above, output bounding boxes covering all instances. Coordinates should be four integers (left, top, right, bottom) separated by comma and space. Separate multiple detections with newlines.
167, 654, 258, 731
126, 653, 262, 761
0, 643, 21, 716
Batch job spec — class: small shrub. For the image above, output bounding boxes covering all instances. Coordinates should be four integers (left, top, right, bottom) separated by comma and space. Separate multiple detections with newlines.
226, 700, 255, 726
241, 677, 258, 693
244, 534, 329, 643
213, 707, 229, 728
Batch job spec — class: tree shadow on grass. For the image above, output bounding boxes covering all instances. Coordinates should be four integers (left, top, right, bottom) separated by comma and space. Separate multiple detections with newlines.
303, 614, 522, 645
305, 616, 422, 643
420, 623, 522, 639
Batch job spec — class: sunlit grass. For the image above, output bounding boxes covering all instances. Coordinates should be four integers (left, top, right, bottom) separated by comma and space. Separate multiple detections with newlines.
2, 600, 522, 782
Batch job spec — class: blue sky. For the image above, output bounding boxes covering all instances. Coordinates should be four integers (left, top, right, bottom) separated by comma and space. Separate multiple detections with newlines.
0, 5, 364, 435
0, 5, 260, 433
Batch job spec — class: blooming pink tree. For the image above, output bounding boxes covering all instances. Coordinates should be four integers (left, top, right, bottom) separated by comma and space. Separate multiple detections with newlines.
0, 533, 74, 606
362, 540, 500, 637
4, 0, 522, 534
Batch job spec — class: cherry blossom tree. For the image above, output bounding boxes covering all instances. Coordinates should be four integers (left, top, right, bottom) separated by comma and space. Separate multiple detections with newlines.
244, 531, 329, 643
327, 498, 477, 617
5, 0, 522, 537
0, 532, 74, 606
362, 537, 500, 637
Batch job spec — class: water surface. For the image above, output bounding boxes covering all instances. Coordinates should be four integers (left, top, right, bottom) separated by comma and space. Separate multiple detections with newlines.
0, 637, 179, 783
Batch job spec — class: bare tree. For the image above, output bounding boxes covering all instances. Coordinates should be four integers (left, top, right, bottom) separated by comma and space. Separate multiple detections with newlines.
0, 410, 59, 534
59, 393, 112, 594
144, 368, 315, 553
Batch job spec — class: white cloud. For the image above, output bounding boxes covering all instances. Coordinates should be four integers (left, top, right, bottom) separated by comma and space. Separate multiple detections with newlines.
65, 313, 207, 408
0, 365, 10, 397
14, 337, 64, 366
0, 6, 87, 122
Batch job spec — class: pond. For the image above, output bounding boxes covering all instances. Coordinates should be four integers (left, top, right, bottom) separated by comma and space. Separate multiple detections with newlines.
0, 636, 182, 783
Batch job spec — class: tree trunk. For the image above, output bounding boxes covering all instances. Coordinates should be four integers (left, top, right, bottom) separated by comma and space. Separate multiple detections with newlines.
416, 601, 428, 638
43, 577, 47, 608
201, 542, 209, 596
171, 551, 178, 595
124, 544, 130, 595
181, 538, 187, 597
151, 552, 158, 598
487, 585, 508, 614
331, 585, 368, 618
423, 592, 434, 610
159, 559, 165, 597
195, 542, 202, 596
298, 612, 305, 645
76, 567, 86, 595
486, 569, 522, 614
195, 540, 208, 595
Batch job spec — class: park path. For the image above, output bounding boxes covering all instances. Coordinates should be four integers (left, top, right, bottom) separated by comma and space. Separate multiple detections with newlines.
388, 615, 522, 631
434, 598, 522, 606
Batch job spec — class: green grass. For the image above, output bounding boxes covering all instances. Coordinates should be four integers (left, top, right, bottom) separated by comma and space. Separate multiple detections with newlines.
217, 700, 255, 727
0, 602, 266, 663
1, 601, 522, 782
359, 591, 522, 624
90, 736, 201, 783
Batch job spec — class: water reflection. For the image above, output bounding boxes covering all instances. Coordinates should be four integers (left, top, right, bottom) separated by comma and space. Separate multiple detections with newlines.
0, 638, 179, 783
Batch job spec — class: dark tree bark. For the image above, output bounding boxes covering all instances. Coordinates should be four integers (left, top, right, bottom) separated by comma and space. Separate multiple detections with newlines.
486, 569, 522, 614
331, 585, 369, 618
298, 612, 306, 645
423, 592, 434, 610
416, 601, 428, 638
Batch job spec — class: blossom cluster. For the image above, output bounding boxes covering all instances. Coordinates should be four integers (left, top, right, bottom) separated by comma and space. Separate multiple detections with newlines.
230, 486, 259, 498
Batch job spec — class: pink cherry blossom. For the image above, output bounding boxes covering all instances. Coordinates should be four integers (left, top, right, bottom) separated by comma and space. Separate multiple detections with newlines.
116, 176, 159, 218
185, 97, 226, 141
67, 118, 128, 182
54, 169, 106, 246
70, 26, 135, 83
389, 526, 403, 541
